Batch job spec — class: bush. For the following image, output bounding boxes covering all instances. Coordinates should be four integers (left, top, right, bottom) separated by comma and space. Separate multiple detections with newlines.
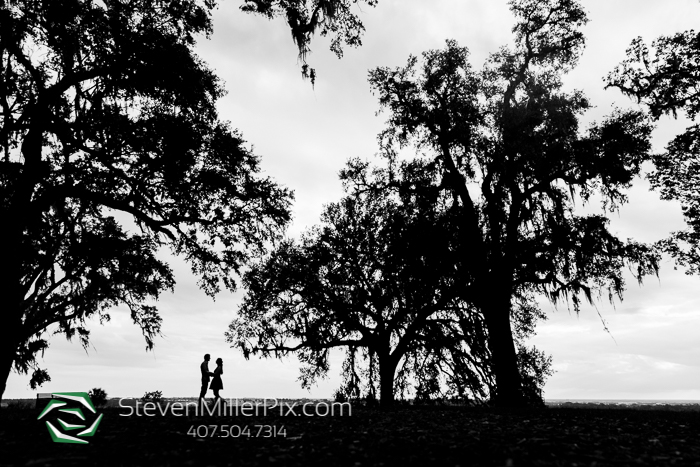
88, 388, 108, 407
517, 345, 553, 408
333, 388, 348, 403
141, 390, 163, 403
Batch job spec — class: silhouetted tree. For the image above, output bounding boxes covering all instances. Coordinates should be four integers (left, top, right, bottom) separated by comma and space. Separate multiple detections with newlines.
227, 160, 553, 406
0, 0, 294, 399
227, 160, 475, 406
607, 30, 700, 276
367, 0, 660, 407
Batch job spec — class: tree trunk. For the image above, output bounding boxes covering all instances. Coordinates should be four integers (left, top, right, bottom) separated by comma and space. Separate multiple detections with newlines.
378, 357, 397, 408
0, 348, 15, 403
0, 114, 46, 403
0, 195, 33, 403
0, 312, 22, 402
0, 220, 26, 402
0, 248, 24, 402
483, 291, 524, 408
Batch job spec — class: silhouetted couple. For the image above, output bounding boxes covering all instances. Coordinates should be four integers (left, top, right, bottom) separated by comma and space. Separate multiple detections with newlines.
199, 353, 224, 404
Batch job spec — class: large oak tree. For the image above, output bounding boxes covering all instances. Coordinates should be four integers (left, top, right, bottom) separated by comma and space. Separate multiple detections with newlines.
0, 0, 298, 399
367, 0, 660, 407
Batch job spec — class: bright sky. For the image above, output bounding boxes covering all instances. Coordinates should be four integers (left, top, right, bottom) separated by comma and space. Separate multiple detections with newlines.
6, 0, 700, 401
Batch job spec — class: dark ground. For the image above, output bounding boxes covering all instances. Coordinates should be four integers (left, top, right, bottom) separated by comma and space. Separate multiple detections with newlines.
1, 401, 700, 466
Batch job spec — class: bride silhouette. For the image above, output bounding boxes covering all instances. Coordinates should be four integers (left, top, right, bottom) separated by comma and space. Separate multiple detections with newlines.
210, 358, 224, 401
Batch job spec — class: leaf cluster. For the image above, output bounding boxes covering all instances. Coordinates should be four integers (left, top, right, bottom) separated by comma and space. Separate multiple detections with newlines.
241, 0, 378, 83
608, 29, 700, 278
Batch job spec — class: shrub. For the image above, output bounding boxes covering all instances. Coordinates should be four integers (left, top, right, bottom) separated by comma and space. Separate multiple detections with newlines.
333, 388, 347, 403
88, 388, 108, 407
141, 390, 163, 403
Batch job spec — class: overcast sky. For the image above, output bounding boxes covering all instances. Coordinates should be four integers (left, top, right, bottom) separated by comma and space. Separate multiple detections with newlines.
6, 0, 700, 401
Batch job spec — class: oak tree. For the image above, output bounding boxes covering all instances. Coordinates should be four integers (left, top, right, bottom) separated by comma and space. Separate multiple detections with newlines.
368, 0, 660, 407
0, 0, 294, 399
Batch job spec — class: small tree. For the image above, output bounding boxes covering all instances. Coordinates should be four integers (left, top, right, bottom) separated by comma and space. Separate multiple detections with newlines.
88, 387, 108, 408
141, 390, 163, 404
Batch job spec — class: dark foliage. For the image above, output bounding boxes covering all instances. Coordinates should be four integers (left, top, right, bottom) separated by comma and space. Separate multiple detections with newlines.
241, 0, 378, 84
88, 387, 108, 408
607, 29, 700, 278
607, 30, 700, 120
140, 390, 164, 403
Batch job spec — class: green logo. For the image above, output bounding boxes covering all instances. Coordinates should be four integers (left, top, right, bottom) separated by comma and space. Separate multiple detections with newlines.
37, 392, 104, 444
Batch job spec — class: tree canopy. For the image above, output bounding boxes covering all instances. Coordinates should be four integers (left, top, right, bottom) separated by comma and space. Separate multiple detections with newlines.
607, 29, 700, 277
366, 0, 660, 406
0, 0, 294, 398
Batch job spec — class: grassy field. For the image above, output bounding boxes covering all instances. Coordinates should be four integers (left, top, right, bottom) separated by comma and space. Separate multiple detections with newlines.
2, 400, 700, 466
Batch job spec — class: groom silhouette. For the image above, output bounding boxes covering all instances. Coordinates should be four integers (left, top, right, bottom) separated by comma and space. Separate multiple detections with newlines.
199, 353, 214, 403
